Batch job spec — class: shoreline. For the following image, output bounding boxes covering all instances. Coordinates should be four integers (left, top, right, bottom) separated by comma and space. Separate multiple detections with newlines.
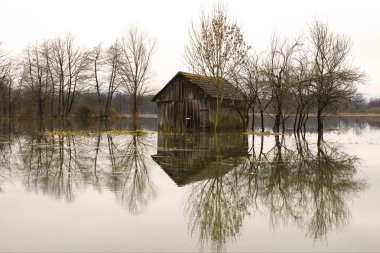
250, 112, 380, 117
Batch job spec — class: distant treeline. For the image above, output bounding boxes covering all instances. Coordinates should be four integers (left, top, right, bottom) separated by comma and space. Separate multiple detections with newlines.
351, 98, 380, 113
0, 29, 156, 120
337, 97, 380, 114
76, 93, 157, 116
0, 84, 157, 118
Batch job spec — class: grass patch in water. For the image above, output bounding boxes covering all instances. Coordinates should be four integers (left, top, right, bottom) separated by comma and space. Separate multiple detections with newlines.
104, 129, 147, 136
42, 131, 86, 136
42, 129, 148, 136
244, 130, 284, 136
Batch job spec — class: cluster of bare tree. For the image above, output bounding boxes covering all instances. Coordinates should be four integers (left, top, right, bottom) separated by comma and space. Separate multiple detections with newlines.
92, 28, 155, 119
0, 27, 155, 120
185, 3, 366, 133
347, 97, 380, 113
0, 43, 18, 116
1, 3, 367, 135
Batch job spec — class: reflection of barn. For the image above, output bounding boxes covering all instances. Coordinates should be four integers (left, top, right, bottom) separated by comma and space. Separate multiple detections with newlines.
151, 133, 248, 186
152, 72, 246, 132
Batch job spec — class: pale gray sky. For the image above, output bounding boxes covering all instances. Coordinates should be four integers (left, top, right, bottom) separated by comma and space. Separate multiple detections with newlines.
1, 0, 379, 98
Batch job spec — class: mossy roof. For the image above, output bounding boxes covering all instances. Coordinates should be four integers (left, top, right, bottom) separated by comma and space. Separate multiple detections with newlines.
152, 71, 246, 102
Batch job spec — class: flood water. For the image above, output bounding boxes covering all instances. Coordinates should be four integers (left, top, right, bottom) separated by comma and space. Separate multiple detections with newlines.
0, 117, 379, 252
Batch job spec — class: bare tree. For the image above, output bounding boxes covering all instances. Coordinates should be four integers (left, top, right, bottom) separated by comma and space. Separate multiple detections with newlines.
91, 41, 123, 119
39, 40, 56, 118
291, 50, 314, 135
120, 27, 155, 119
0, 44, 19, 117
92, 44, 103, 118
184, 3, 250, 131
20, 42, 52, 120
64, 36, 91, 118
238, 52, 264, 131
309, 20, 365, 136
50, 35, 91, 118
49, 37, 65, 117
262, 35, 302, 133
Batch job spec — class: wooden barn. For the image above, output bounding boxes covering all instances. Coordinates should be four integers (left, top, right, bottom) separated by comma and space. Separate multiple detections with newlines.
152, 71, 246, 132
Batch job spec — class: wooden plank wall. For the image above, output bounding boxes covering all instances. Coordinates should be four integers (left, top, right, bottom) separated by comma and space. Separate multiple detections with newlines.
156, 75, 215, 132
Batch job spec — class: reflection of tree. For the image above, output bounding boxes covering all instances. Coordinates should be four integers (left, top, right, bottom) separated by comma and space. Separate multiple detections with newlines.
11, 121, 155, 215
182, 132, 366, 251
152, 133, 250, 252
19, 131, 79, 202
104, 132, 156, 215
0, 122, 18, 192
185, 164, 250, 252
91, 120, 157, 214
252, 133, 366, 240
0, 120, 369, 251
305, 137, 363, 239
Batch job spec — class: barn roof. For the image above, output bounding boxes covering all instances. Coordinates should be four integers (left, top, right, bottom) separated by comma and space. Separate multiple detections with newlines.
152, 71, 246, 102
151, 154, 240, 187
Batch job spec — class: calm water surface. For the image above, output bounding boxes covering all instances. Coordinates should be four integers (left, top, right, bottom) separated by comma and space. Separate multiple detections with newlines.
0, 117, 379, 252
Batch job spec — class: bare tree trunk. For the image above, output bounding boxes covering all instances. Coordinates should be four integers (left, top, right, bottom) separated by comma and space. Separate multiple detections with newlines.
133, 90, 137, 119
105, 89, 113, 118
297, 106, 304, 133
7, 82, 11, 117
50, 85, 54, 117
293, 107, 299, 134
273, 109, 281, 133
94, 49, 103, 118
251, 107, 255, 131
302, 110, 309, 138
317, 106, 324, 135
260, 109, 265, 132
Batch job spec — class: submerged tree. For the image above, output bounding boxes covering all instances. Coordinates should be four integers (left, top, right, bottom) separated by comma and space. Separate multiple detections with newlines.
91, 41, 123, 119
49, 35, 91, 118
0, 44, 18, 117
291, 49, 314, 135
309, 20, 365, 135
239, 52, 263, 131
20, 42, 53, 121
261, 35, 303, 133
120, 27, 156, 120
184, 3, 250, 131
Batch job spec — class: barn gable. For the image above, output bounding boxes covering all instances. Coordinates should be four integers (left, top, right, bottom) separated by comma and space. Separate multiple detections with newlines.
152, 71, 245, 102
152, 71, 246, 132
152, 72, 206, 103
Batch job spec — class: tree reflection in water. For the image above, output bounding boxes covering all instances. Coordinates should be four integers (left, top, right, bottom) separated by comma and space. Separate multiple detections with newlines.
14, 121, 156, 215
256, 134, 366, 240
0, 119, 368, 252
154, 132, 366, 251
0, 122, 17, 192
152, 132, 252, 251
104, 132, 157, 215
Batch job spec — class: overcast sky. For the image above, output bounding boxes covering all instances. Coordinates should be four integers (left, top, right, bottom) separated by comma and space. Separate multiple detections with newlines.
1, 0, 379, 98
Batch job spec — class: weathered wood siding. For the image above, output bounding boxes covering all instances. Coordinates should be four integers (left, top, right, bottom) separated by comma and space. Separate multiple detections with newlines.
156, 75, 214, 131
155, 73, 245, 132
